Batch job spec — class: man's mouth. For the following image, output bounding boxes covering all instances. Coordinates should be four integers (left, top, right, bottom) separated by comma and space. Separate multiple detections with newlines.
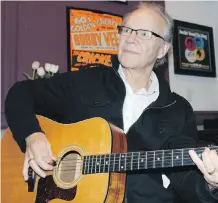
123, 49, 139, 54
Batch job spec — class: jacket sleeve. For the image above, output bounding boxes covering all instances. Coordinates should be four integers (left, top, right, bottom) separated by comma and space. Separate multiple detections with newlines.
5, 72, 75, 152
166, 100, 218, 203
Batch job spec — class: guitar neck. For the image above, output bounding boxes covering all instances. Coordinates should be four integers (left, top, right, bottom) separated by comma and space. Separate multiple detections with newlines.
82, 146, 218, 174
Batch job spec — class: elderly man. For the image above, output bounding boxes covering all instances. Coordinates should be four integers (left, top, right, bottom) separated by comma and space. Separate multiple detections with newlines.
5, 2, 218, 203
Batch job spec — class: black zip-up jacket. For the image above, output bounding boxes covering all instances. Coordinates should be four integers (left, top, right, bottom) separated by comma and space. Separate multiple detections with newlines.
5, 56, 218, 203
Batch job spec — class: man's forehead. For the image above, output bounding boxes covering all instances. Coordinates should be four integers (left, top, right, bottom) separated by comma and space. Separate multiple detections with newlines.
124, 8, 166, 31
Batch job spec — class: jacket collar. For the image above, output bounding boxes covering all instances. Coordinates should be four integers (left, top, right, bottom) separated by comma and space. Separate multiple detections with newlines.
111, 55, 175, 108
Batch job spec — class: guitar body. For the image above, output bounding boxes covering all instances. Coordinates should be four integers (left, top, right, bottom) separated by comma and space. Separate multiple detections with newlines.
1, 116, 127, 203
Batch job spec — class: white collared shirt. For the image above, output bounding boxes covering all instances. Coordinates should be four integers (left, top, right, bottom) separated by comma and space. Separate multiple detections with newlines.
118, 65, 159, 133
118, 65, 171, 189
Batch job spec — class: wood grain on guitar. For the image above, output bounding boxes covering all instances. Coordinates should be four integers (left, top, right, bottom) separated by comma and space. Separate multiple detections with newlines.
1, 116, 127, 203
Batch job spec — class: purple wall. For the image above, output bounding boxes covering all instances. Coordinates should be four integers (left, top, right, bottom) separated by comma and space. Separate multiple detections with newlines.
1, 1, 165, 128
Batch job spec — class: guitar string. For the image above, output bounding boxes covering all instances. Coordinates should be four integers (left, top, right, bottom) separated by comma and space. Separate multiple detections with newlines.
45, 159, 197, 174
59, 153, 203, 162
28, 148, 218, 173
53, 146, 218, 162
52, 149, 218, 163
38, 148, 217, 167
54, 159, 197, 172
55, 148, 218, 167
57, 154, 200, 164
23, 154, 205, 167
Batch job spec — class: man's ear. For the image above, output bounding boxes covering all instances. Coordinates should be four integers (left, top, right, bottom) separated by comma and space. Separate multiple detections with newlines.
157, 42, 171, 59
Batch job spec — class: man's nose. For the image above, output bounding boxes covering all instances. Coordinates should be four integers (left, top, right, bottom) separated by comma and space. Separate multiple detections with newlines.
126, 31, 137, 43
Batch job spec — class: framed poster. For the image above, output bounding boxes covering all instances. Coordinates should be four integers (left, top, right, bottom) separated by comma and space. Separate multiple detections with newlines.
66, 7, 123, 71
173, 20, 216, 77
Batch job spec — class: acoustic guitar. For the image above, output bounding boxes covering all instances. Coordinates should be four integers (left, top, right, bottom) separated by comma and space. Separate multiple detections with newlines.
1, 115, 217, 203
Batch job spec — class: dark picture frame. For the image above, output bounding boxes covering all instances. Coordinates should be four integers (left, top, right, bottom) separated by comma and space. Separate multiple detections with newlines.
108, 0, 128, 4
173, 20, 216, 77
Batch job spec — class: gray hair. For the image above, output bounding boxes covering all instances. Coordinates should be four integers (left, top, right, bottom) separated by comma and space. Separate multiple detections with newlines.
122, 2, 174, 67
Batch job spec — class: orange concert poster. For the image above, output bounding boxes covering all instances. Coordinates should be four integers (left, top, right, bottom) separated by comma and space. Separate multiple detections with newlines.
67, 8, 123, 71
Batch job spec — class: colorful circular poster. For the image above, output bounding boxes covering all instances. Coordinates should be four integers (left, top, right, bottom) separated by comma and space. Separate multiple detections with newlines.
185, 49, 196, 63
194, 36, 204, 48
194, 48, 205, 61
185, 36, 196, 51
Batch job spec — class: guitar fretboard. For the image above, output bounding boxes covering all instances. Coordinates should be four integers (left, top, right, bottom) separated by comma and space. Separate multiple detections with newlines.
82, 146, 218, 174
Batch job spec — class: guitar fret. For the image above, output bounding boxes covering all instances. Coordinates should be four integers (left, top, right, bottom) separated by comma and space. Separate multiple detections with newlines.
83, 156, 87, 174
96, 155, 100, 173
131, 153, 133, 170
94, 155, 97, 173
126, 153, 131, 171
155, 150, 162, 168
87, 156, 90, 174
162, 150, 164, 168
99, 155, 101, 173
113, 154, 119, 172
120, 154, 125, 171
138, 152, 140, 170
182, 149, 184, 166
103, 155, 106, 172
132, 152, 138, 170
91, 156, 94, 173
113, 154, 115, 172
172, 150, 173, 167
100, 155, 104, 173
145, 151, 147, 169
153, 151, 155, 168
108, 154, 112, 172
139, 152, 145, 170
83, 156, 86, 174
183, 148, 195, 166
164, 150, 172, 168
173, 149, 182, 166
147, 151, 154, 169
125, 153, 127, 171
105, 155, 109, 172
119, 154, 121, 170
108, 154, 111, 172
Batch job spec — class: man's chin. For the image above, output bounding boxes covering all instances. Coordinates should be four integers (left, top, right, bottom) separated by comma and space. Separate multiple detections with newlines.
120, 61, 138, 69
119, 56, 139, 65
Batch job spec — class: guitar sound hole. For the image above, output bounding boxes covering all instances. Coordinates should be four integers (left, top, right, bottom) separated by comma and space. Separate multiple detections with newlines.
57, 151, 82, 184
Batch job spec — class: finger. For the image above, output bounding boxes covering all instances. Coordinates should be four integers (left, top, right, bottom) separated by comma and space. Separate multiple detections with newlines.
30, 141, 54, 170
35, 156, 53, 170
47, 143, 57, 161
189, 149, 217, 185
202, 148, 215, 174
28, 159, 46, 178
189, 150, 208, 174
209, 150, 218, 171
22, 153, 29, 181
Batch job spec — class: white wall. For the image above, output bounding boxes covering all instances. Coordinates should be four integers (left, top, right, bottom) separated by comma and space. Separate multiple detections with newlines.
165, 1, 218, 111
1, 129, 6, 138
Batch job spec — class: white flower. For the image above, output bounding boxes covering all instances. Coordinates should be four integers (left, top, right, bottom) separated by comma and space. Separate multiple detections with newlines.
50, 64, 59, 74
37, 67, 45, 77
45, 63, 51, 72
32, 61, 40, 70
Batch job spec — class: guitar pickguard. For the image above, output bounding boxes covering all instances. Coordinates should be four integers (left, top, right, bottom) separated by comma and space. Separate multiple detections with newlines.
35, 175, 77, 203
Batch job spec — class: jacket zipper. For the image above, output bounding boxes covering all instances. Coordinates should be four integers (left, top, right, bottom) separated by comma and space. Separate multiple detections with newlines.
111, 66, 177, 203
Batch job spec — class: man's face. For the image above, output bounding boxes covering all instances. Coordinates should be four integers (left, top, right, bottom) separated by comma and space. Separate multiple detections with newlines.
118, 8, 168, 70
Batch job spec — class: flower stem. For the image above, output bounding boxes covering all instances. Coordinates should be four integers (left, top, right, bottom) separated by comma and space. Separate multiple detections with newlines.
32, 69, 36, 80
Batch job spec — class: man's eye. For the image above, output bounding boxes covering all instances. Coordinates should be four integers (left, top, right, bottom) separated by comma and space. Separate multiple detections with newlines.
141, 31, 149, 36
123, 28, 131, 33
